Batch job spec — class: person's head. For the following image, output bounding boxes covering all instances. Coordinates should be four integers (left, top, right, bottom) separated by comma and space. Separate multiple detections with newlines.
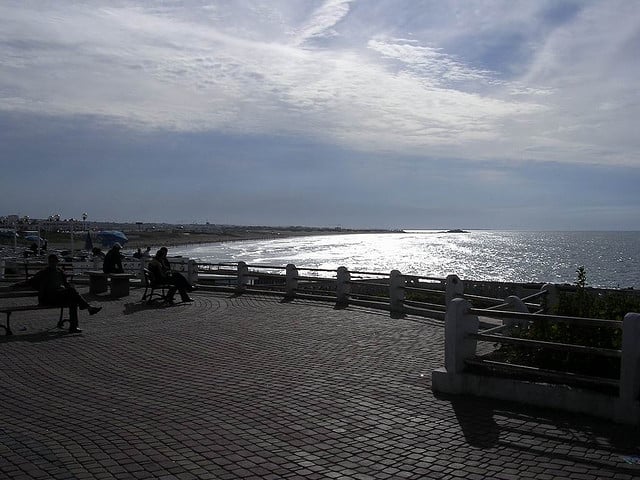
112, 242, 122, 251
155, 247, 168, 259
47, 254, 59, 267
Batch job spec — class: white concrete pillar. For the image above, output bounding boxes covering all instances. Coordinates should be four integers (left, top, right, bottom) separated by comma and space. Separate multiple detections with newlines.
139, 258, 146, 280
504, 295, 529, 329
389, 270, 405, 314
541, 283, 559, 313
620, 313, 640, 408
336, 266, 351, 306
445, 274, 464, 307
444, 298, 479, 374
187, 259, 199, 284
237, 261, 249, 292
285, 264, 298, 298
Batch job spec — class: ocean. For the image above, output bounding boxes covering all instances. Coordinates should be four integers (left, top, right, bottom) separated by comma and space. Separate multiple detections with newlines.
170, 230, 640, 289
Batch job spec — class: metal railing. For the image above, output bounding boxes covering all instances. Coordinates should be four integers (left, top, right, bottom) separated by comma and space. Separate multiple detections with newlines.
196, 261, 457, 317
468, 308, 622, 389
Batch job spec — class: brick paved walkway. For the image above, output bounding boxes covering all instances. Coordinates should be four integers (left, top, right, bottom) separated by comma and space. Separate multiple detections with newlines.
0, 289, 638, 479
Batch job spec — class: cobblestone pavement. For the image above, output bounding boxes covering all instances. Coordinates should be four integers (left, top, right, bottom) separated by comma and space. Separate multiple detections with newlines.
0, 289, 639, 480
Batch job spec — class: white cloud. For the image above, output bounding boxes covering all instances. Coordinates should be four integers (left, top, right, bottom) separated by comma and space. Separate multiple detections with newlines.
292, 0, 353, 46
0, 0, 639, 167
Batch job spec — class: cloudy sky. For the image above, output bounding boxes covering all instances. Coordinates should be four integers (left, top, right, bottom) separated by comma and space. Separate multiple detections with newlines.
1, 0, 639, 229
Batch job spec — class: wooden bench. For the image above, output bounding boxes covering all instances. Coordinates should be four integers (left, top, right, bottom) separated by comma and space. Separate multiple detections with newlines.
0, 291, 67, 336
87, 271, 134, 298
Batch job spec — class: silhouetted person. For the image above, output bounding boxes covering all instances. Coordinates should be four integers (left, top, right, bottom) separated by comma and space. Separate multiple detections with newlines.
12, 254, 102, 333
132, 248, 143, 259
103, 242, 124, 274
148, 247, 195, 304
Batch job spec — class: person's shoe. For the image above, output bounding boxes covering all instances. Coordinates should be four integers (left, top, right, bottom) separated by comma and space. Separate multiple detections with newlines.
181, 297, 194, 303
88, 306, 102, 316
190, 284, 198, 292
68, 327, 82, 333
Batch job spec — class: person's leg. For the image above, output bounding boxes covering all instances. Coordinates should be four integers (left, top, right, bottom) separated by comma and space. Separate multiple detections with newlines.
171, 272, 193, 302
178, 286, 192, 302
165, 286, 177, 303
53, 290, 81, 332
67, 286, 90, 310
68, 304, 80, 331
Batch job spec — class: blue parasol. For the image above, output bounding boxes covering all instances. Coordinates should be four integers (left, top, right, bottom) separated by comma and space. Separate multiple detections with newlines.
24, 234, 44, 242
96, 230, 128, 247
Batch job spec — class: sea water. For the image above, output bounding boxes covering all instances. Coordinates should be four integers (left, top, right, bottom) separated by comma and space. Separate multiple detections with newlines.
170, 231, 640, 289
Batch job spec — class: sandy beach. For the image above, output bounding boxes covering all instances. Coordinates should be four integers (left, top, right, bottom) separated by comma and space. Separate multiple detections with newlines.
1, 225, 391, 253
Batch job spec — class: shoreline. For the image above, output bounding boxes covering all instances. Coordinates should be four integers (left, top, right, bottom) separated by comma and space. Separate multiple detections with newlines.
0, 227, 394, 253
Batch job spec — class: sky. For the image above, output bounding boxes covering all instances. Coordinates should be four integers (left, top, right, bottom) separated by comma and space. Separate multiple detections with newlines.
1, 0, 640, 230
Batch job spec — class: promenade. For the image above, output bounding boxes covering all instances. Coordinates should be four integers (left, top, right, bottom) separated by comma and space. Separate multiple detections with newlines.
0, 289, 638, 479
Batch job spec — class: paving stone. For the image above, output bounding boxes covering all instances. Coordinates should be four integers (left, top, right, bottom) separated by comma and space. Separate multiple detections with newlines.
0, 291, 637, 480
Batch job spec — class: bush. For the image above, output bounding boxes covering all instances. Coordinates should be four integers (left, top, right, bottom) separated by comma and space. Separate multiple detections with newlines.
494, 267, 637, 381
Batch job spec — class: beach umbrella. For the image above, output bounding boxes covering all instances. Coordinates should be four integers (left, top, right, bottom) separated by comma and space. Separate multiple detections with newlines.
24, 234, 44, 242
96, 230, 128, 247
84, 232, 93, 251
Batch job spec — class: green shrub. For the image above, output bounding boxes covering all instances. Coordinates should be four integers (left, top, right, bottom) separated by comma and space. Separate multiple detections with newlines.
495, 267, 636, 380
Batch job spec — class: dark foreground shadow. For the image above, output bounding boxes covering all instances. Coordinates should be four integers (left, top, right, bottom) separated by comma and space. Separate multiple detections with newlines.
434, 391, 640, 475
0, 329, 73, 344
123, 300, 170, 315
449, 395, 500, 448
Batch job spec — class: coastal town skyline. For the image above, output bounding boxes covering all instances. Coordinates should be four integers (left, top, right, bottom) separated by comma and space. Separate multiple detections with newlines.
1, 1, 639, 230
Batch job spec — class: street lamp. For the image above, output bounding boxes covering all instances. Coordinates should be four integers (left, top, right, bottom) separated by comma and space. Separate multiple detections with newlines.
82, 212, 88, 231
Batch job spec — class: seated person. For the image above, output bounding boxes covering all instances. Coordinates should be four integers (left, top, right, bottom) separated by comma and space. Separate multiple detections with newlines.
103, 242, 124, 274
148, 247, 196, 304
132, 248, 143, 259
12, 254, 102, 333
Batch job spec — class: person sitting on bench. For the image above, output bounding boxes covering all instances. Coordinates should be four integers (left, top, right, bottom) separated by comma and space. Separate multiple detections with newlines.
148, 247, 195, 304
103, 242, 124, 274
12, 254, 102, 333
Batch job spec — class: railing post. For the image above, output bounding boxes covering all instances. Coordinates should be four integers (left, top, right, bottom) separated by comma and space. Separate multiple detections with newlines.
445, 274, 464, 307
389, 270, 405, 314
444, 298, 478, 373
237, 261, 249, 293
541, 283, 558, 313
285, 264, 298, 299
619, 313, 640, 412
188, 259, 199, 285
139, 259, 146, 281
336, 266, 350, 306
504, 295, 529, 329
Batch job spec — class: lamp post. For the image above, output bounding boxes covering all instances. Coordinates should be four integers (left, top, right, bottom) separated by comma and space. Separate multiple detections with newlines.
82, 212, 88, 232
